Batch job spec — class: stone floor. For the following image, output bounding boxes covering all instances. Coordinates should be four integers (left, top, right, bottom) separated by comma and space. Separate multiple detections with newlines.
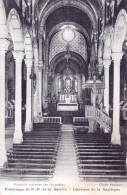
54, 126, 79, 182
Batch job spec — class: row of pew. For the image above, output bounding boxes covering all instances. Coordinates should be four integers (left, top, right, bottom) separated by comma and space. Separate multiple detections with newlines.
1, 123, 61, 181
74, 130, 127, 181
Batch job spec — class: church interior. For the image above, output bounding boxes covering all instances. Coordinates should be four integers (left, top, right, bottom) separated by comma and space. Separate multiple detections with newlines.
0, 0, 127, 182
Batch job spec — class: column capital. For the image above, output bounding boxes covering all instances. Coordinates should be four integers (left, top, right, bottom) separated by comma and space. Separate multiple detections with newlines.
13, 51, 24, 63
103, 59, 111, 68
25, 58, 33, 68
112, 52, 123, 63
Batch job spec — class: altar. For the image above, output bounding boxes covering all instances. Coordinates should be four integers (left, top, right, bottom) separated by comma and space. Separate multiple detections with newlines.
57, 93, 78, 111
57, 67, 79, 111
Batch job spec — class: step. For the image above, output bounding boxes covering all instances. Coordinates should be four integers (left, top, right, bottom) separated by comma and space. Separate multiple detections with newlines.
77, 150, 125, 156
4, 167, 54, 172
22, 140, 59, 144
23, 137, 60, 140
75, 140, 110, 143
80, 174, 127, 181
13, 144, 57, 148
0, 173, 53, 180
20, 143, 58, 145
77, 159, 125, 164
79, 169, 126, 174
74, 143, 110, 146
7, 154, 56, 159
76, 148, 123, 152
78, 156, 125, 160
10, 148, 56, 152
24, 134, 60, 137
3, 169, 54, 175
75, 145, 121, 148
8, 151, 56, 155
78, 164, 126, 169
7, 162, 55, 168
8, 159, 56, 163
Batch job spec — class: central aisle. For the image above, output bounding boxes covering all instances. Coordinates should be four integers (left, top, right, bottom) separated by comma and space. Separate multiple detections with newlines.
54, 124, 79, 182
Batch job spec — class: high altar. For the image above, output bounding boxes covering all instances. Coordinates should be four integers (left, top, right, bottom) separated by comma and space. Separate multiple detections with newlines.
57, 67, 78, 111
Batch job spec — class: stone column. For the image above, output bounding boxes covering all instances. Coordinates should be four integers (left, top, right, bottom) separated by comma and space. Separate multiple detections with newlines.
37, 65, 43, 115
111, 52, 123, 145
25, 59, 33, 131
33, 65, 43, 122
103, 59, 111, 115
13, 51, 24, 144
0, 39, 7, 167
33, 42, 39, 122
39, 37, 43, 62
43, 67, 48, 109
92, 85, 96, 107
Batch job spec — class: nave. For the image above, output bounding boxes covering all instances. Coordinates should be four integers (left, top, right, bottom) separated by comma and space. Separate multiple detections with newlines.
1, 0, 127, 183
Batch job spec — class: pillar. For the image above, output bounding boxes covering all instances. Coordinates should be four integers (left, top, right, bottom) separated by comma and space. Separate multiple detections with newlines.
33, 65, 43, 122
103, 59, 111, 115
37, 65, 43, 115
0, 39, 7, 167
43, 67, 48, 109
39, 37, 43, 62
92, 86, 96, 107
111, 52, 123, 145
13, 51, 24, 144
33, 42, 40, 122
25, 59, 33, 131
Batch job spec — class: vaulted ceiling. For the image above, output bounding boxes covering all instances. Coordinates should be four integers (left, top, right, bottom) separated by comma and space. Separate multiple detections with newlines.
33, 0, 104, 36
33, 0, 104, 72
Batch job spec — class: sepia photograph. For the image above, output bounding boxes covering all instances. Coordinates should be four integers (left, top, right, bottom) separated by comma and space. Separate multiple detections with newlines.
0, 0, 127, 195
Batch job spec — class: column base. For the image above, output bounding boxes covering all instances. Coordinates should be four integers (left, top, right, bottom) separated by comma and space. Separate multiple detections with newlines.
25, 122, 33, 132
13, 132, 23, 144
111, 132, 121, 145
0, 147, 7, 168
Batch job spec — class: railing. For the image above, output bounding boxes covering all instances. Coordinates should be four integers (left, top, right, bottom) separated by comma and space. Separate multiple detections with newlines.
39, 117, 62, 124
73, 117, 88, 123
85, 105, 112, 132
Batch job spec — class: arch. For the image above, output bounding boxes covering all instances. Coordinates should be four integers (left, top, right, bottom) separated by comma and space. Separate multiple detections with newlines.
50, 52, 85, 72
7, 8, 24, 51
24, 32, 33, 59
39, 0, 97, 33
103, 26, 113, 60
49, 51, 88, 78
0, 0, 8, 38
112, 9, 127, 53
47, 22, 90, 43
